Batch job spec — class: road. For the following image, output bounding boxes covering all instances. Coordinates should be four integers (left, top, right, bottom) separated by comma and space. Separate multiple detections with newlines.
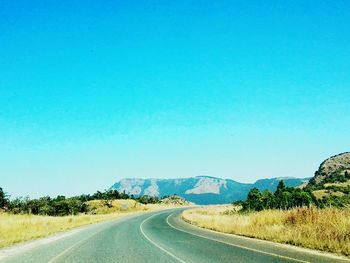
1, 208, 348, 263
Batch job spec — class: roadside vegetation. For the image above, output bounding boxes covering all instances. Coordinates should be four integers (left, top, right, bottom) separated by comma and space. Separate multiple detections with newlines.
307, 168, 350, 207
0, 187, 184, 248
182, 154, 350, 257
0, 187, 160, 216
239, 181, 314, 211
182, 179, 350, 257
182, 205, 350, 256
239, 179, 350, 212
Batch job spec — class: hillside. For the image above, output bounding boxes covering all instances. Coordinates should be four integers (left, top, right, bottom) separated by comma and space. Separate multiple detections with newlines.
110, 176, 308, 205
306, 152, 350, 206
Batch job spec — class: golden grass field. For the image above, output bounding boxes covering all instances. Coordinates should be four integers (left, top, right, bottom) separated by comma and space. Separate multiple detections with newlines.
182, 206, 350, 256
0, 199, 176, 248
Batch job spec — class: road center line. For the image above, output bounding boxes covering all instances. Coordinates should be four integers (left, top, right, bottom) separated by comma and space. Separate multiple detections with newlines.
139, 212, 187, 263
166, 213, 309, 263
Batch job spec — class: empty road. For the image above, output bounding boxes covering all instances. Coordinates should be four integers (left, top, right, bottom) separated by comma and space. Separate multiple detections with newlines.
1, 208, 348, 263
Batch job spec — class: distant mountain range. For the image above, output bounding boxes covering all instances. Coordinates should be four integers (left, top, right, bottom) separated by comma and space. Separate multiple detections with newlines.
110, 176, 309, 205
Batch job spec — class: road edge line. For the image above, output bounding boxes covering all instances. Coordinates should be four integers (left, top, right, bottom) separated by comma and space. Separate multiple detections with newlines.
166, 213, 309, 263
139, 212, 186, 263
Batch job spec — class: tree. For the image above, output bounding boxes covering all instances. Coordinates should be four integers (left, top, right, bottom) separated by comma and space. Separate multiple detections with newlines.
120, 190, 129, 199
293, 191, 312, 207
274, 180, 292, 209
0, 187, 9, 209
244, 188, 263, 211
275, 180, 286, 195
137, 195, 159, 204
240, 179, 319, 211
261, 190, 275, 209
278, 191, 293, 209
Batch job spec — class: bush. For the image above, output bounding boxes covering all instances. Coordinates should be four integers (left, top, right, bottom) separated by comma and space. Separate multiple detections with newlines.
138, 195, 159, 204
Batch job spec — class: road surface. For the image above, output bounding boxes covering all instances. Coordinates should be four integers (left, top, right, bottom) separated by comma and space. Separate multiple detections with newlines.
1, 208, 348, 263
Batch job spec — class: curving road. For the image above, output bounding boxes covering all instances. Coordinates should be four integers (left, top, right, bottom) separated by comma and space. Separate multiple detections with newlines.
1, 208, 348, 263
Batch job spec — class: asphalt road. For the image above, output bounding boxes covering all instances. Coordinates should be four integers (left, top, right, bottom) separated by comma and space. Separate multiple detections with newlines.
1, 209, 348, 263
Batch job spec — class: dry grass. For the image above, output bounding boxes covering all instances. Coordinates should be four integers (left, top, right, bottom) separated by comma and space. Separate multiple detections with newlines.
0, 212, 130, 248
87, 199, 146, 214
312, 190, 345, 199
312, 189, 330, 199
182, 206, 350, 257
324, 180, 350, 188
0, 199, 180, 248
87, 199, 190, 214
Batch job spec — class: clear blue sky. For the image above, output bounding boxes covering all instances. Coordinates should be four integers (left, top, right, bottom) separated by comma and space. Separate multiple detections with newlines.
1, 1, 350, 198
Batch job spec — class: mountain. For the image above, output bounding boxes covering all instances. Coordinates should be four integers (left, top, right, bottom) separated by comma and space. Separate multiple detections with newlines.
306, 152, 350, 203
110, 176, 309, 205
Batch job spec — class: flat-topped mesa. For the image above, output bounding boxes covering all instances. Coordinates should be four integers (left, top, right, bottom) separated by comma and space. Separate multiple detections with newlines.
110, 176, 308, 205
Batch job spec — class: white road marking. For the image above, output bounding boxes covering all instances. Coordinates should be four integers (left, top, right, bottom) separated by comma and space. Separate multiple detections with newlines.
139, 213, 187, 263
48, 229, 105, 263
0, 212, 146, 261
48, 213, 144, 263
166, 213, 309, 263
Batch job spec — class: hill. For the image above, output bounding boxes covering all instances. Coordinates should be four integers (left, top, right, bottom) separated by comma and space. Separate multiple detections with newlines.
159, 195, 193, 205
110, 176, 308, 205
306, 152, 350, 206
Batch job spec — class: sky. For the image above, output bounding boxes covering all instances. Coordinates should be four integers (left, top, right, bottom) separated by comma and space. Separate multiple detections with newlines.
1, 1, 350, 198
